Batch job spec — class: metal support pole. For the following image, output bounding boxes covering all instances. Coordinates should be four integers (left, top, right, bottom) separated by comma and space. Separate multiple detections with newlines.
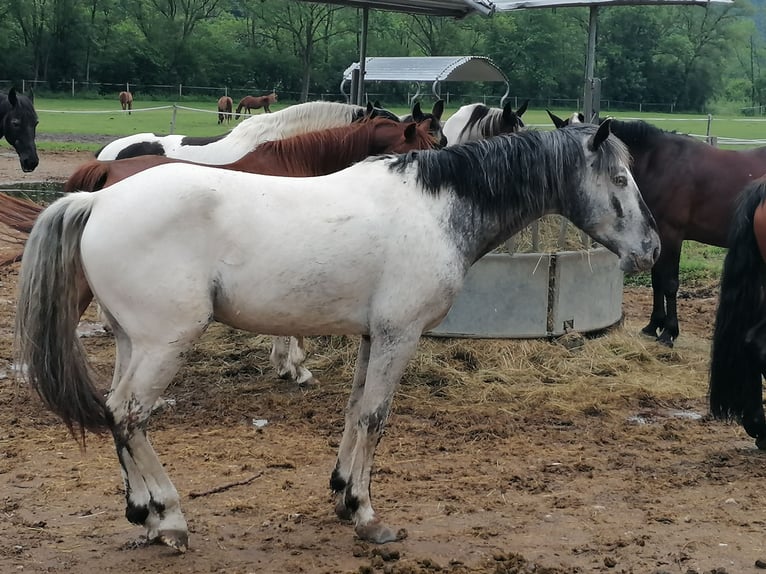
583, 6, 599, 124
356, 8, 369, 106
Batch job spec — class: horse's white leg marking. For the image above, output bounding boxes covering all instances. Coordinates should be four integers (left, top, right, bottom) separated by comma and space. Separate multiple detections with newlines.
107, 343, 192, 551
269, 335, 317, 385
339, 328, 422, 543
331, 335, 371, 519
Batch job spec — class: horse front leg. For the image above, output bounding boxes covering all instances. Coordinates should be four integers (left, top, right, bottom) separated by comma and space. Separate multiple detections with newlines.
641, 265, 666, 338
108, 343, 190, 551
269, 336, 317, 385
656, 241, 682, 347
334, 329, 421, 544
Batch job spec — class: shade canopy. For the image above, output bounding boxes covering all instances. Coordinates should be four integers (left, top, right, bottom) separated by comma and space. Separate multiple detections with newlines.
340, 56, 510, 104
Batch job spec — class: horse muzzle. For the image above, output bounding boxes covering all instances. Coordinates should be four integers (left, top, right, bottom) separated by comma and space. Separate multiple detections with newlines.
620, 234, 661, 273
19, 153, 39, 173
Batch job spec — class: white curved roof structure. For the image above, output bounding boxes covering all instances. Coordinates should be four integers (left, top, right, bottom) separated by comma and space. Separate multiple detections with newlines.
340, 56, 509, 104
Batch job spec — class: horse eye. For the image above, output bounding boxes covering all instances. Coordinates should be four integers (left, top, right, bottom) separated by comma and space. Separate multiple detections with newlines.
613, 175, 628, 187
11, 119, 20, 128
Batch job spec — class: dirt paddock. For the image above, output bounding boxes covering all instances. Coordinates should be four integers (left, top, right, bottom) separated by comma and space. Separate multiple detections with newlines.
1, 149, 764, 574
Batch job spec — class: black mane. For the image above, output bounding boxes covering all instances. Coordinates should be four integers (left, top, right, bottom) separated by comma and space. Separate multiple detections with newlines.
388, 126, 627, 226
609, 119, 693, 153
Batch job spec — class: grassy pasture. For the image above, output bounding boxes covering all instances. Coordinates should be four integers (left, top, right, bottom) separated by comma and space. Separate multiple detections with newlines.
5, 96, 747, 285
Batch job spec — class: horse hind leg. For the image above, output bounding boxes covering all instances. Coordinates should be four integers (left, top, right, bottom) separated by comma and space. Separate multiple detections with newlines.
108, 340, 193, 550
269, 336, 318, 385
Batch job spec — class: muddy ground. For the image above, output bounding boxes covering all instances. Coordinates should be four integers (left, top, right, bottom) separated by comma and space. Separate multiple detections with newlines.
0, 148, 764, 574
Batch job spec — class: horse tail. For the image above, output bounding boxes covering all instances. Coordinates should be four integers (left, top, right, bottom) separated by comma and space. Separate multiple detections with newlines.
709, 177, 766, 431
15, 192, 112, 441
63, 160, 111, 193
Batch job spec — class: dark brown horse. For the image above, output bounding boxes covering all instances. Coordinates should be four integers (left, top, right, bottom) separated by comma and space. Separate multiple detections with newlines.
709, 175, 766, 448
119, 91, 133, 114
548, 111, 766, 346
235, 92, 277, 119
217, 96, 233, 124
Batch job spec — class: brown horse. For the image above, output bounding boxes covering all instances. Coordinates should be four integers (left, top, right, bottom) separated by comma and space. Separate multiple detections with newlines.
235, 92, 277, 119
217, 96, 233, 124
548, 111, 766, 347
118, 91, 133, 114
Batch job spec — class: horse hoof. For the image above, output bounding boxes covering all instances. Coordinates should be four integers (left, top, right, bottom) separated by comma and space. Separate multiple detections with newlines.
640, 327, 658, 338
656, 336, 674, 348
334, 499, 353, 521
355, 520, 407, 544
158, 529, 188, 553
299, 376, 320, 387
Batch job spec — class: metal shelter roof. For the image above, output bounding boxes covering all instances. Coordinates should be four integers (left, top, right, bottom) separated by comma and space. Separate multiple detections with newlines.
341, 56, 508, 83
340, 56, 511, 105
298, 0, 496, 17
340, 56, 510, 104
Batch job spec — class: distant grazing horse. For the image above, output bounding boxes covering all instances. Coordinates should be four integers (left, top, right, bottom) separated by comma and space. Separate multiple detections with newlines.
709, 176, 766, 448
0, 87, 39, 172
16, 121, 658, 551
96, 101, 401, 162
548, 110, 766, 346
399, 100, 447, 148
3, 117, 438, 385
119, 91, 133, 114
442, 100, 528, 146
217, 96, 233, 124
235, 92, 277, 119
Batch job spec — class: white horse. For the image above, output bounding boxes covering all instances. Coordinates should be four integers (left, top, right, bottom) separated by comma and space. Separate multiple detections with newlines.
16, 121, 659, 552
442, 100, 528, 146
96, 101, 393, 163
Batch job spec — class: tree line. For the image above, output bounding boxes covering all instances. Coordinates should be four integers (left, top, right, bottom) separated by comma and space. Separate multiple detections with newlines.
0, 0, 762, 112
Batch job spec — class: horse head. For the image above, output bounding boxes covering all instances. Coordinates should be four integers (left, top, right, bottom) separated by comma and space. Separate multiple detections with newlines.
502, 99, 528, 132
547, 109, 585, 129
368, 117, 439, 155
1, 88, 39, 172
404, 100, 447, 148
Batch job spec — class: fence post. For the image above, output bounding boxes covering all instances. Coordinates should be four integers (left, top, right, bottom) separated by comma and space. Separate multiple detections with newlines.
179, 84, 182, 98
170, 104, 178, 134
71, 78, 75, 97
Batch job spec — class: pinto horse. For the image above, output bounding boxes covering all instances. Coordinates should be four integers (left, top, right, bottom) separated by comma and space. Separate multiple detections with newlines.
710, 176, 766, 448
548, 111, 766, 346
4, 117, 438, 386
0, 87, 39, 172
235, 92, 277, 119
96, 100, 401, 162
442, 100, 528, 146
119, 91, 133, 114
217, 96, 233, 124
16, 121, 659, 551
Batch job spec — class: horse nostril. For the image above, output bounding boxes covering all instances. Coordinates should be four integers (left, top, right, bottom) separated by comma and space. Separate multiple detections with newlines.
653, 246, 660, 262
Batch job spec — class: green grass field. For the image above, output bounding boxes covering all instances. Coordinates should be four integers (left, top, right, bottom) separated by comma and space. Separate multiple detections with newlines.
1, 96, 740, 283
5, 96, 765, 152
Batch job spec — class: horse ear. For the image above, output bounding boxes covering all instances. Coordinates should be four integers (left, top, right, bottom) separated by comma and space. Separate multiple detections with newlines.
516, 99, 529, 117
589, 118, 613, 151
411, 102, 424, 121
547, 110, 567, 129
431, 99, 445, 120
366, 102, 374, 115
373, 100, 382, 108
8, 87, 17, 106
404, 122, 417, 142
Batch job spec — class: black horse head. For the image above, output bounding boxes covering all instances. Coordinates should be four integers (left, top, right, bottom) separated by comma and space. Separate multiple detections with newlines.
0, 88, 39, 172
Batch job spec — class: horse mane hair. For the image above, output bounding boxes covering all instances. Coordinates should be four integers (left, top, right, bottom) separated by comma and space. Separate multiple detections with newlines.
609, 119, 695, 153
456, 104, 520, 141
255, 118, 431, 175
709, 177, 766, 423
226, 101, 367, 147
387, 125, 629, 226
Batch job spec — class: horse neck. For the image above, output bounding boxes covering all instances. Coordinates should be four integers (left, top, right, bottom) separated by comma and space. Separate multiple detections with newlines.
240, 125, 376, 176
396, 133, 574, 263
